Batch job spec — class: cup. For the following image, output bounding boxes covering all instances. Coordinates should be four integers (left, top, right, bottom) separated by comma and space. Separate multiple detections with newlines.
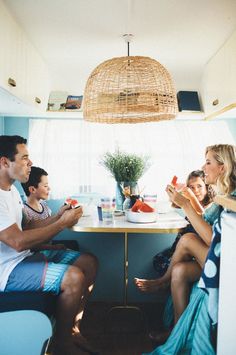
97, 206, 103, 221
143, 194, 157, 210
100, 197, 116, 224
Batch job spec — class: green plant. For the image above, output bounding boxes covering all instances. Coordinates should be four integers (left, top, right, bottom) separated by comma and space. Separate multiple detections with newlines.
100, 149, 151, 182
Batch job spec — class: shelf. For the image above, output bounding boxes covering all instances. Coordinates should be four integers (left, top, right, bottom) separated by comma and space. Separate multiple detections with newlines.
204, 103, 236, 121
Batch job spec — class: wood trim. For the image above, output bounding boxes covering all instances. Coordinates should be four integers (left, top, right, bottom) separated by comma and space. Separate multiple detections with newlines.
72, 226, 183, 234
214, 195, 236, 212
204, 102, 236, 121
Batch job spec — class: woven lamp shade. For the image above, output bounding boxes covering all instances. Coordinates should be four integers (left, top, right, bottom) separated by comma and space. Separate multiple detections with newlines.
83, 56, 178, 124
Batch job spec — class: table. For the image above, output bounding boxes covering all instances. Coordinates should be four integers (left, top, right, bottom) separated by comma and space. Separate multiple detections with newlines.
72, 211, 188, 306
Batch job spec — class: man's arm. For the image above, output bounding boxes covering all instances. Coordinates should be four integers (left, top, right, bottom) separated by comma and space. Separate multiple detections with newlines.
0, 207, 83, 252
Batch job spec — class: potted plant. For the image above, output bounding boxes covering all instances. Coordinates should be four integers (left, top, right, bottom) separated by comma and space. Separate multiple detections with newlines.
100, 149, 151, 210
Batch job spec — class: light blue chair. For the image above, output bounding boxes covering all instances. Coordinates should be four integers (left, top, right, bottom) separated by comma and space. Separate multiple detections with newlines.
0, 310, 52, 355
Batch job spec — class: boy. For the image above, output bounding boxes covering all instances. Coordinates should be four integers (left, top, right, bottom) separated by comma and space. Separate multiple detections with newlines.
21, 166, 65, 250
21, 166, 52, 223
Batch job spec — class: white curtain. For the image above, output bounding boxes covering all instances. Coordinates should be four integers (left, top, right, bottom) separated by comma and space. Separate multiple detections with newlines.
28, 119, 235, 199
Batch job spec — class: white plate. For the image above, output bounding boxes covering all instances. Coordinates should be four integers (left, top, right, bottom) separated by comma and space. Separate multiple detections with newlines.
125, 210, 157, 223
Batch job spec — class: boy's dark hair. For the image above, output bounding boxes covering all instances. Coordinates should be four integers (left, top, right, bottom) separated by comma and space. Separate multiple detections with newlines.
186, 169, 213, 207
21, 166, 48, 197
0, 135, 27, 161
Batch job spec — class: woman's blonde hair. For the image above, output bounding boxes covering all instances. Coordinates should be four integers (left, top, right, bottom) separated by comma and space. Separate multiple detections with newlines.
206, 144, 236, 195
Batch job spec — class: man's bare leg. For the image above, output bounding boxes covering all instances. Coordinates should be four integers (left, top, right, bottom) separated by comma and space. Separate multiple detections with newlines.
72, 253, 98, 325
53, 265, 86, 355
71, 253, 98, 352
134, 233, 208, 293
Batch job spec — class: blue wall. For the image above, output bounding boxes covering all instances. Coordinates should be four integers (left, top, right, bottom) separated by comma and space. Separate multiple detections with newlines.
47, 199, 177, 302
227, 120, 236, 142
3, 116, 29, 140
0, 116, 4, 134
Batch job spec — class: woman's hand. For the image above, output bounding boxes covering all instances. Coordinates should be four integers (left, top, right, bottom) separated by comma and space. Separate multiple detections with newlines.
165, 184, 189, 208
180, 186, 195, 200
181, 186, 204, 214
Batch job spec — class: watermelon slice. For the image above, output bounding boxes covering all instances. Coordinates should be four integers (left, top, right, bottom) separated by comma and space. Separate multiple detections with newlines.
139, 202, 154, 212
65, 198, 80, 208
131, 200, 154, 213
171, 175, 178, 187
131, 199, 143, 212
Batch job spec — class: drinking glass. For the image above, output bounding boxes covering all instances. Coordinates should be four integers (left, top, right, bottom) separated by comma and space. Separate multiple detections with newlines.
100, 197, 116, 224
143, 194, 157, 210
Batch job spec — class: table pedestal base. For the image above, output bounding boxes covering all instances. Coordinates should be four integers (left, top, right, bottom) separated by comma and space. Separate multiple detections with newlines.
105, 305, 147, 333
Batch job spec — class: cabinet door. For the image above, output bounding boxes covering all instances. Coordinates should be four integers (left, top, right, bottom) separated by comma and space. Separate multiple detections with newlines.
225, 31, 236, 106
0, 0, 50, 112
202, 30, 236, 118
202, 46, 228, 115
218, 212, 236, 355
24, 41, 50, 111
0, 1, 19, 95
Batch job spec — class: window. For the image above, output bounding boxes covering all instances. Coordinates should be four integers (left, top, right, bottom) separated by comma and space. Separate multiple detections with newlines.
28, 119, 234, 199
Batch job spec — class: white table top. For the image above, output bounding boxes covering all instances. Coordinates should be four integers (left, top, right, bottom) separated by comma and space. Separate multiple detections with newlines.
72, 211, 188, 234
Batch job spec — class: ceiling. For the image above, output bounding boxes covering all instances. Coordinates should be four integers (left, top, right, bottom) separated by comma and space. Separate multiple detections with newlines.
3, 0, 236, 97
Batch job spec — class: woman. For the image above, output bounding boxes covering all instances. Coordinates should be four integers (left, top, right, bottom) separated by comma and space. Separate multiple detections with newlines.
140, 144, 236, 344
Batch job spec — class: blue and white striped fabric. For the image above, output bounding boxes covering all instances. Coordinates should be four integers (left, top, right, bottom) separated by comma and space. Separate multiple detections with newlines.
198, 216, 222, 325
199, 189, 236, 325
143, 284, 215, 355
41, 250, 81, 294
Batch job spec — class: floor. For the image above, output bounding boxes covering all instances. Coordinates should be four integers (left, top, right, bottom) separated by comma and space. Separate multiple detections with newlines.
79, 302, 165, 355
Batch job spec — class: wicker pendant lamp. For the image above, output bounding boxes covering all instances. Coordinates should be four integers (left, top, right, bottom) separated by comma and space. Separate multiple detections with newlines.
83, 34, 178, 124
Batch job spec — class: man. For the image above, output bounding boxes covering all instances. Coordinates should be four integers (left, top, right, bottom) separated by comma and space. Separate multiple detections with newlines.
0, 135, 98, 355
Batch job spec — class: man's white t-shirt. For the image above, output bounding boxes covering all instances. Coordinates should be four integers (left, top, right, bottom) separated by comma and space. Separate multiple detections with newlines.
0, 185, 32, 291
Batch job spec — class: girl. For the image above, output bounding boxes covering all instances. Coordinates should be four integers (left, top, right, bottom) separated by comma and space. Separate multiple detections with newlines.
135, 170, 212, 291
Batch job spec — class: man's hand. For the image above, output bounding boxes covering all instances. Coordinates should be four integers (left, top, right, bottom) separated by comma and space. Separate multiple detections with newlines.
59, 206, 83, 229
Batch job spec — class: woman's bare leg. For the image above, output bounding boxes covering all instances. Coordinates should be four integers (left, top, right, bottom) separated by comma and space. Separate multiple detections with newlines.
134, 233, 209, 293
171, 260, 202, 323
147, 260, 203, 346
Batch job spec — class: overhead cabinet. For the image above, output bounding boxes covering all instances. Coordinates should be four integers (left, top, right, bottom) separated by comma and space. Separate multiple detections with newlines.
0, 0, 50, 112
201, 30, 236, 119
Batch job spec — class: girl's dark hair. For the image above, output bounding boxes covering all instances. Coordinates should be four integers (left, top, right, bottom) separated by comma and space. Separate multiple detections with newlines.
186, 170, 213, 207
21, 166, 48, 197
0, 135, 27, 161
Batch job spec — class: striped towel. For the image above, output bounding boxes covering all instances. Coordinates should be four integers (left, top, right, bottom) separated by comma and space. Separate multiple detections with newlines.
198, 216, 222, 325
143, 284, 216, 355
